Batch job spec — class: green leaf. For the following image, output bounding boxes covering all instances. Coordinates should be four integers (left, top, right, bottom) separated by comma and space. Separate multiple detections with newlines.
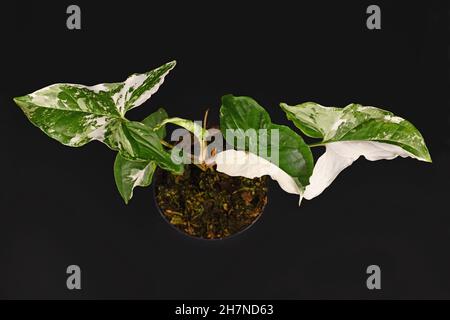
116, 121, 183, 173
13, 61, 176, 148
141, 107, 169, 139
280, 102, 431, 162
220, 95, 314, 189
114, 154, 157, 204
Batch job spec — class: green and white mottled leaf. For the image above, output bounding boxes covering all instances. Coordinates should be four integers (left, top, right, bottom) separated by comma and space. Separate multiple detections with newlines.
112, 61, 176, 115
113, 108, 171, 204
14, 62, 183, 174
220, 95, 314, 191
14, 63, 183, 203
280, 102, 431, 161
280, 102, 432, 200
114, 154, 157, 204
13, 61, 175, 148
115, 121, 183, 173
14, 85, 122, 148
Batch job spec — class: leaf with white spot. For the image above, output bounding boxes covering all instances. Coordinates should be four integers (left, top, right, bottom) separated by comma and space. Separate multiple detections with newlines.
112, 61, 176, 115
115, 120, 183, 173
113, 108, 171, 203
220, 95, 314, 191
281, 102, 432, 200
14, 62, 183, 176
114, 154, 157, 204
280, 102, 431, 161
13, 61, 176, 148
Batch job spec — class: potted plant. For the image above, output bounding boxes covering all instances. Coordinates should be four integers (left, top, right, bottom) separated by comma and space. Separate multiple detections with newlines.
13, 61, 432, 239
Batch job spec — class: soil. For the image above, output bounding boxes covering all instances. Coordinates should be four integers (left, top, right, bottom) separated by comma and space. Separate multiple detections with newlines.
155, 165, 268, 239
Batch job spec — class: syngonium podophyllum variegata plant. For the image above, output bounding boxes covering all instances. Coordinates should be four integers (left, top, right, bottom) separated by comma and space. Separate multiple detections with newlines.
14, 61, 432, 205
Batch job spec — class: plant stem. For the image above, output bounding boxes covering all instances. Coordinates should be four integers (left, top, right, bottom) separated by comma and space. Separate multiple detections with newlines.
160, 140, 174, 149
199, 108, 209, 164
203, 108, 209, 133
308, 143, 326, 148
161, 139, 207, 171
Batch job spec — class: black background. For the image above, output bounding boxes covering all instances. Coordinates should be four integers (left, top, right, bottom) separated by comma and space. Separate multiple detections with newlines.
0, 0, 448, 299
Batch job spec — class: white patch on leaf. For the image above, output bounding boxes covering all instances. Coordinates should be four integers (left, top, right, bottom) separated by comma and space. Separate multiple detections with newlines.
129, 167, 148, 188
77, 98, 88, 111
92, 116, 108, 127
87, 123, 108, 141
69, 134, 83, 145
88, 83, 111, 93
384, 115, 403, 124
112, 67, 173, 115
29, 85, 62, 107
330, 118, 346, 132
131, 69, 171, 110
214, 150, 302, 195
303, 141, 424, 200
113, 73, 147, 114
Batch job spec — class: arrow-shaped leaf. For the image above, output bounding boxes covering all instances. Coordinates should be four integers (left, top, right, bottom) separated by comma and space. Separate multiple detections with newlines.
113, 108, 177, 203
220, 95, 314, 192
280, 102, 431, 161
13, 61, 176, 149
280, 102, 432, 200
114, 154, 157, 204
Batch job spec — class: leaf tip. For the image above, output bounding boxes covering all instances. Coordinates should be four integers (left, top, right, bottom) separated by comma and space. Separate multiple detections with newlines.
156, 107, 169, 117
221, 93, 234, 102
13, 96, 25, 106
279, 102, 289, 110
13, 96, 30, 113
168, 60, 177, 68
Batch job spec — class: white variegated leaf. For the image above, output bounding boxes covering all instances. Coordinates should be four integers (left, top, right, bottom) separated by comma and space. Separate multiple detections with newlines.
113, 107, 172, 204
303, 141, 423, 200
280, 102, 431, 162
281, 101, 432, 201
14, 61, 176, 148
215, 149, 302, 196
114, 154, 157, 204
220, 95, 314, 190
112, 61, 176, 115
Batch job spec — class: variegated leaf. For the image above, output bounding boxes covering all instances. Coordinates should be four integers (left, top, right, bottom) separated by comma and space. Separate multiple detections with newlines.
13, 61, 176, 148
280, 102, 431, 161
155, 117, 208, 141
113, 108, 172, 203
115, 121, 183, 173
220, 95, 314, 191
114, 154, 157, 204
280, 102, 432, 200
113, 61, 176, 115
215, 149, 302, 195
